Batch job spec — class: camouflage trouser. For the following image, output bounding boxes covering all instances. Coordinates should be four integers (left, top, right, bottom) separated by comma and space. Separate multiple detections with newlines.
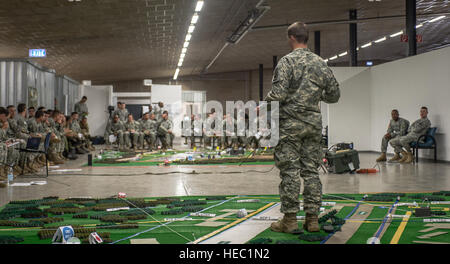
124, 132, 142, 148
203, 136, 220, 148
106, 132, 125, 147
6, 142, 23, 167
140, 132, 156, 149
389, 133, 419, 153
381, 134, 399, 153
159, 132, 174, 149
238, 136, 247, 148
223, 135, 237, 148
275, 121, 322, 215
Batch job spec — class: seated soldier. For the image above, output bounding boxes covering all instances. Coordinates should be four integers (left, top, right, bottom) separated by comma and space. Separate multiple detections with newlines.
376, 109, 410, 162
69, 112, 90, 154
27, 106, 35, 119
80, 116, 95, 151
236, 114, 248, 149
191, 114, 203, 149
28, 110, 55, 166
12, 103, 42, 173
139, 112, 158, 151
222, 113, 238, 149
106, 114, 126, 151
62, 115, 78, 159
46, 110, 65, 165
203, 113, 214, 149
157, 111, 174, 150
389, 106, 431, 164
124, 114, 142, 151
0, 107, 26, 178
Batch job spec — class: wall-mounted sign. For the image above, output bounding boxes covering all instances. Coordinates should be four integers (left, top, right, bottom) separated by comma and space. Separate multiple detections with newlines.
29, 49, 47, 58
143, 79, 153, 86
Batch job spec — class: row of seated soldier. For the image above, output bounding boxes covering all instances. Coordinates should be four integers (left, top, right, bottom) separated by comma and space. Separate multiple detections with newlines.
0, 101, 95, 182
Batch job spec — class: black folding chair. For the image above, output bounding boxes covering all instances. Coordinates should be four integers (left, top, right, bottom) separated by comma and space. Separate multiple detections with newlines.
20, 133, 52, 177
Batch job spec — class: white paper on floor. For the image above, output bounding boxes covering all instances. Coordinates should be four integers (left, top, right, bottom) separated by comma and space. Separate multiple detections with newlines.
50, 169, 83, 172
8, 181, 47, 187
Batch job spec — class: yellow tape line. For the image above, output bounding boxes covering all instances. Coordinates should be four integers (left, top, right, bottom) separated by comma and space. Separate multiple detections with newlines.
192, 202, 276, 244
390, 211, 412, 244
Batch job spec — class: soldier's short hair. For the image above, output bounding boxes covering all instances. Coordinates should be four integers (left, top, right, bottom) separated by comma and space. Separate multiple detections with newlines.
421, 106, 428, 111
52, 110, 61, 117
28, 106, 35, 111
0, 107, 8, 116
392, 109, 399, 113
163, 110, 169, 115
287, 22, 309, 44
35, 110, 45, 119
82, 96, 87, 100
7, 105, 14, 110
18, 103, 27, 113
37, 106, 46, 111
71, 112, 78, 116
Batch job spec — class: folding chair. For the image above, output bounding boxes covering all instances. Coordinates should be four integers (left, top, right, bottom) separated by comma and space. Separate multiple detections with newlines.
20, 133, 52, 177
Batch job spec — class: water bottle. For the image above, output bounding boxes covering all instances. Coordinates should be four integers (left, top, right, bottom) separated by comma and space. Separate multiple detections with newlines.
7, 167, 14, 186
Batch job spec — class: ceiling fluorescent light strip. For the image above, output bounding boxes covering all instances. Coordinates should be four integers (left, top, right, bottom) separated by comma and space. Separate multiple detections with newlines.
361, 42, 372, 48
374, 36, 386, 43
329, 55, 338, 60
338, 51, 348, 57
390, 31, 403, 37
428, 15, 446, 23
173, 1, 205, 80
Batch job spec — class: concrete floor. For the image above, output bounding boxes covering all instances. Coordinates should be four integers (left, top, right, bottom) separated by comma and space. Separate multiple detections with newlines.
1, 146, 450, 207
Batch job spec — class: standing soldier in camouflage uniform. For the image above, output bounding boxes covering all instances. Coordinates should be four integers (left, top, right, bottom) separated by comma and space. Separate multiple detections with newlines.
74, 96, 89, 118
140, 112, 158, 151
390, 106, 431, 164
158, 111, 174, 150
113, 102, 129, 122
265, 22, 340, 233
124, 114, 142, 151
106, 115, 126, 150
376, 110, 410, 162
222, 113, 238, 149
154, 102, 165, 122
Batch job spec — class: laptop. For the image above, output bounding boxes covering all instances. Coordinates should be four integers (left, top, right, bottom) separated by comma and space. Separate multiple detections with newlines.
26, 137, 41, 150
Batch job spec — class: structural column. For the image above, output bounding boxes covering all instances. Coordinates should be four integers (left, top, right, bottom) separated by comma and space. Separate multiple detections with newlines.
314, 31, 321, 56
259, 64, 264, 101
349, 9, 357, 66
406, 0, 417, 56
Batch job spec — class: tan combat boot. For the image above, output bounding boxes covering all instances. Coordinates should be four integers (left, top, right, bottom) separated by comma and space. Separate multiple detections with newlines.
398, 151, 408, 163
303, 213, 320, 232
13, 165, 23, 176
49, 153, 64, 165
388, 153, 402, 162
270, 213, 298, 233
402, 151, 414, 164
376, 153, 387, 162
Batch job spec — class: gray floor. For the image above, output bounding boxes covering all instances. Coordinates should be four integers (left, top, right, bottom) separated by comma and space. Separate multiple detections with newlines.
1, 146, 450, 207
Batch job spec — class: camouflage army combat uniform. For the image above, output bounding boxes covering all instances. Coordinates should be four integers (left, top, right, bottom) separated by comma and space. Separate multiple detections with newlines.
389, 117, 431, 161
265, 48, 340, 220
222, 118, 237, 149
0, 123, 26, 176
113, 108, 129, 122
11, 115, 43, 172
107, 120, 125, 149
124, 120, 142, 150
381, 118, 409, 153
158, 119, 174, 149
74, 102, 89, 117
140, 118, 158, 150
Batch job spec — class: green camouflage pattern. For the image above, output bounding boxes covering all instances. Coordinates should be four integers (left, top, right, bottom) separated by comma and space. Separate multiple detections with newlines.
265, 47, 340, 215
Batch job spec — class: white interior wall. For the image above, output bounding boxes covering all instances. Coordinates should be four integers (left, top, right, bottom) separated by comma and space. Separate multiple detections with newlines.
369, 46, 450, 161
151, 84, 183, 137
82, 85, 113, 137
327, 46, 450, 161
328, 68, 372, 151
